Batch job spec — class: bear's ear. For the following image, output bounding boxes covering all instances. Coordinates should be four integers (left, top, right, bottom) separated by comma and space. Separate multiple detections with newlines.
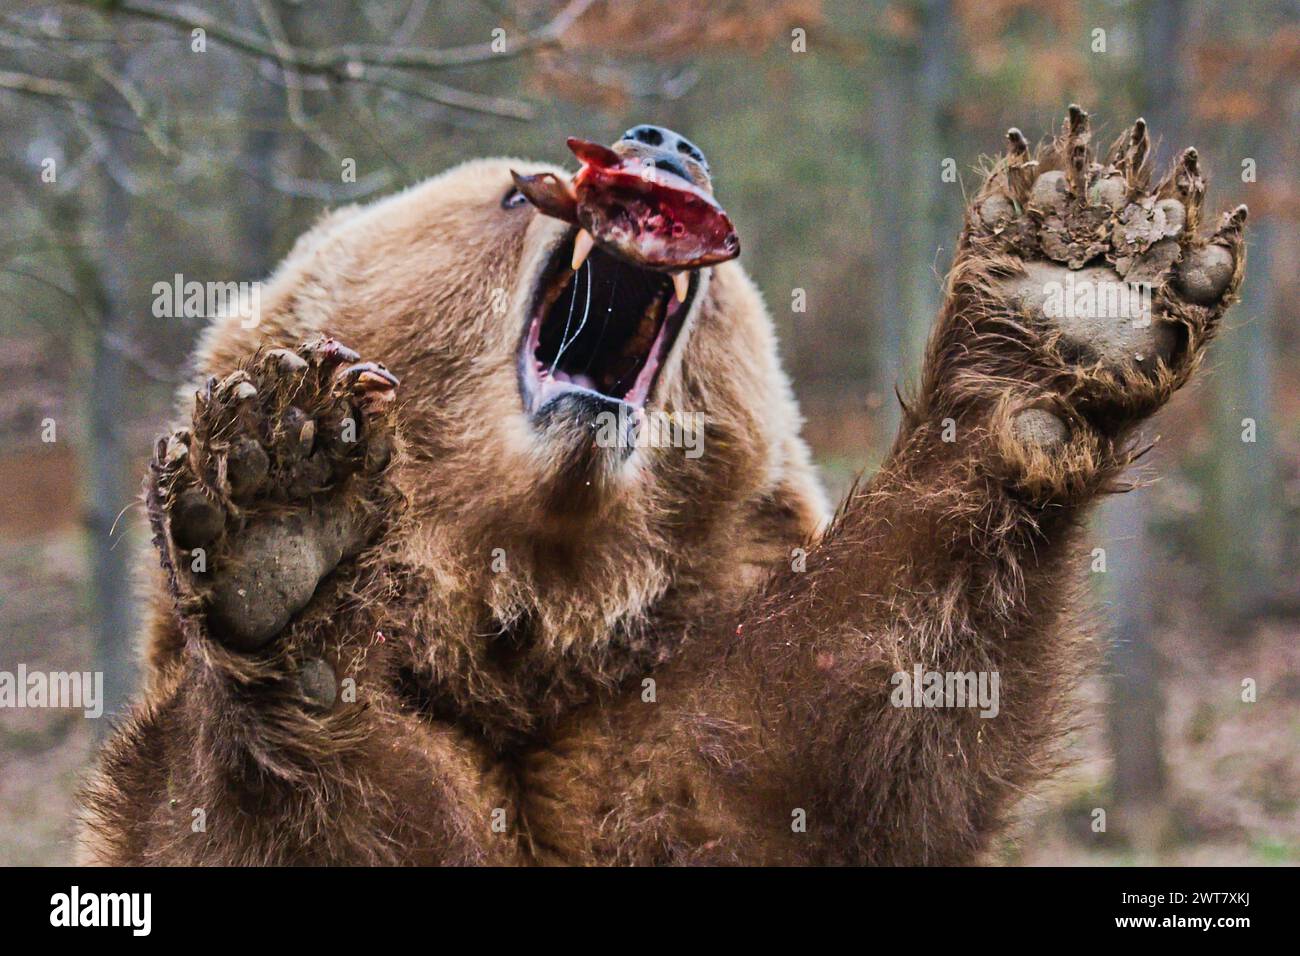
509, 170, 578, 223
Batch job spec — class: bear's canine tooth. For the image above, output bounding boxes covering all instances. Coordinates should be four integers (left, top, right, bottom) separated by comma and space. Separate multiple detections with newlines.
671, 271, 689, 303
571, 229, 595, 271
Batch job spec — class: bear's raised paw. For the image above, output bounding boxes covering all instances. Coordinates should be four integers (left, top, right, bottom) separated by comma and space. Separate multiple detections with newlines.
937, 105, 1246, 455
147, 337, 400, 650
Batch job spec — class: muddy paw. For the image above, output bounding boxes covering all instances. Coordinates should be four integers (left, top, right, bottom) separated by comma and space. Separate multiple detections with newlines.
148, 337, 400, 650
963, 105, 1246, 429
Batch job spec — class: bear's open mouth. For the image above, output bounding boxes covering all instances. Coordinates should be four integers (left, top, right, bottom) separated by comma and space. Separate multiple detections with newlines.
520, 229, 696, 413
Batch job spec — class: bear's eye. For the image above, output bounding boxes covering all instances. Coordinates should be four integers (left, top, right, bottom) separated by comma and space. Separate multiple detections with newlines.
501, 187, 528, 210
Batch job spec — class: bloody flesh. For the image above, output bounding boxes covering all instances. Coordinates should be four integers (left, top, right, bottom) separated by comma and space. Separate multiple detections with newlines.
511, 137, 740, 272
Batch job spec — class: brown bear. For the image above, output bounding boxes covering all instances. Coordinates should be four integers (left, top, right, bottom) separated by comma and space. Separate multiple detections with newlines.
80, 109, 1246, 865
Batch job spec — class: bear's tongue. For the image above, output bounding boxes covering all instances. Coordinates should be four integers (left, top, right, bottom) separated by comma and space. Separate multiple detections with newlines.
511, 137, 740, 287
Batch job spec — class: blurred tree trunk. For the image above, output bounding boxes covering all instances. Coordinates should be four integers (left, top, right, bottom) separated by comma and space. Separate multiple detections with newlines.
237, 81, 281, 275
1102, 0, 1189, 846
273, 0, 335, 251
1101, 488, 1167, 826
82, 41, 137, 727
915, 0, 958, 335
1201, 110, 1281, 632
871, 46, 911, 446
871, 0, 956, 450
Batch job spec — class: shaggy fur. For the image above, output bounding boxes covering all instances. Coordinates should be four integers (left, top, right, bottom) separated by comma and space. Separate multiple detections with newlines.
80, 109, 1245, 865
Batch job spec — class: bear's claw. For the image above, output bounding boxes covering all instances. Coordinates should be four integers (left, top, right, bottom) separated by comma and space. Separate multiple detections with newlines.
962, 105, 1246, 428
151, 336, 400, 650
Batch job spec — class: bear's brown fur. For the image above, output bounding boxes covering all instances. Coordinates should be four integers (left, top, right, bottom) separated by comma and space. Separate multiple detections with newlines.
79, 109, 1245, 865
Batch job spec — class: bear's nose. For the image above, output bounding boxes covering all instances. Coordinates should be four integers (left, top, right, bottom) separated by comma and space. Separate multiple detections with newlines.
618, 124, 710, 187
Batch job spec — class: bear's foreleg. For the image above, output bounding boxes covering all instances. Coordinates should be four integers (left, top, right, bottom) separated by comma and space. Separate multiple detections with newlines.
538, 108, 1246, 865
80, 339, 505, 864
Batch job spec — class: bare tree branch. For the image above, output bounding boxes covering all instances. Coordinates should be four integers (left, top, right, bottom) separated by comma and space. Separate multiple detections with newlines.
2, 16, 180, 157
89, 0, 597, 73
355, 68, 534, 120
0, 68, 83, 101
251, 0, 339, 156
229, 153, 397, 201
87, 56, 179, 158
392, 0, 433, 46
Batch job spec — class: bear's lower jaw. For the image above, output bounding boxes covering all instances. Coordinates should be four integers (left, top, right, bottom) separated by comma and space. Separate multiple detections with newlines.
519, 229, 698, 418
531, 389, 638, 498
